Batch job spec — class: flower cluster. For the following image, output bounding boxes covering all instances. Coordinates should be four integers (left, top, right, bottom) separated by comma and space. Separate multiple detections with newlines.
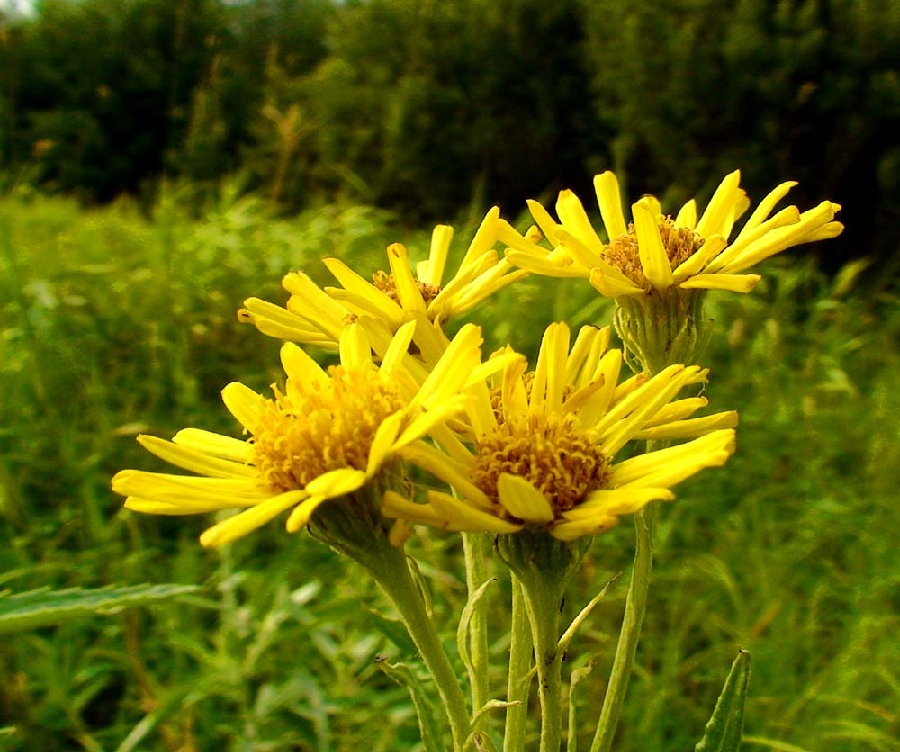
111, 168, 842, 752
113, 169, 840, 550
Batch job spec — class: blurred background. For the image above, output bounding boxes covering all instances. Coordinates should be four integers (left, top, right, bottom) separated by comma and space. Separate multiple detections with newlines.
0, 1, 898, 752
1, 0, 900, 272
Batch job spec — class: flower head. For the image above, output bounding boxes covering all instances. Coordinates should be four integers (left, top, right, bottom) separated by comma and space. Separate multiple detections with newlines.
504, 170, 843, 297
112, 321, 492, 547
382, 322, 737, 541
240, 207, 528, 366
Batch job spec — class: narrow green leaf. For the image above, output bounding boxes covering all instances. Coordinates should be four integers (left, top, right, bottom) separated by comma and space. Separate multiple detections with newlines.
0, 584, 200, 634
695, 650, 752, 752
456, 577, 496, 692
362, 606, 417, 655
558, 574, 619, 655
568, 659, 597, 752
376, 657, 446, 752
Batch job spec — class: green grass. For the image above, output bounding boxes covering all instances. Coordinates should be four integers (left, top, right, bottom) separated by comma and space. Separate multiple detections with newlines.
0, 187, 897, 752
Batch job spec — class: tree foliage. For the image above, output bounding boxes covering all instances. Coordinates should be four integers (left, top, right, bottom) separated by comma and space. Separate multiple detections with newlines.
1, 0, 899, 266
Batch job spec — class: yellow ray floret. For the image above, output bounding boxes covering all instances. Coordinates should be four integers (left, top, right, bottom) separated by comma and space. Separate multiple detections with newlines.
503, 170, 842, 297
381, 322, 738, 541
112, 321, 505, 547
240, 208, 528, 365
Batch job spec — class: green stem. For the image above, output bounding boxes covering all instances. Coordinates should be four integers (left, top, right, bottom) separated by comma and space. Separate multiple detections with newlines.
362, 538, 472, 752
503, 577, 534, 752
528, 586, 565, 752
312, 497, 471, 752
462, 531, 491, 715
588, 501, 658, 752
497, 532, 589, 752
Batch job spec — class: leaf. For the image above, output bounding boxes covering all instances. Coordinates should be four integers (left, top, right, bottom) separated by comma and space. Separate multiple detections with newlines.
558, 574, 619, 655
695, 650, 752, 752
456, 577, 496, 690
567, 658, 597, 752
376, 657, 446, 752
361, 606, 417, 655
0, 584, 199, 634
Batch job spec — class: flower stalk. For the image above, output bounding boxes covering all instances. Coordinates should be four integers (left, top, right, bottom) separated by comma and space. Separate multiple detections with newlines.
311, 493, 472, 752
503, 577, 534, 752
588, 499, 658, 752
462, 531, 493, 717
498, 530, 591, 752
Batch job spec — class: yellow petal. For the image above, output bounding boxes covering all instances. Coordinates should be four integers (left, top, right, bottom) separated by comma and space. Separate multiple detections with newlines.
588, 266, 645, 297
566, 325, 611, 388
671, 235, 727, 282
674, 198, 698, 230
527, 199, 563, 247
322, 258, 404, 323
137, 435, 255, 479
550, 515, 619, 541
534, 322, 570, 414
733, 180, 797, 241
305, 467, 369, 501
633, 198, 674, 291
722, 201, 841, 274
114, 471, 265, 504
415, 323, 481, 410
497, 474, 555, 523
387, 243, 427, 312
339, 323, 374, 372
283, 469, 369, 532
382, 490, 453, 525
281, 272, 351, 341
284, 495, 329, 533
576, 349, 624, 429
460, 206, 500, 268
497, 218, 545, 255
172, 428, 253, 463
241, 297, 333, 345
200, 490, 307, 546
367, 410, 404, 473
409, 315, 451, 369
124, 496, 238, 515
595, 365, 708, 456
696, 170, 745, 239
380, 319, 418, 374
556, 190, 605, 255
427, 490, 523, 533
610, 429, 735, 489
640, 397, 709, 426
449, 264, 529, 315
506, 249, 585, 278
632, 410, 738, 440
703, 206, 800, 274
678, 273, 761, 293
419, 225, 453, 286
593, 172, 627, 239
552, 228, 603, 270
280, 341, 329, 386
563, 488, 675, 519
398, 442, 492, 509
220, 382, 265, 433
395, 397, 468, 449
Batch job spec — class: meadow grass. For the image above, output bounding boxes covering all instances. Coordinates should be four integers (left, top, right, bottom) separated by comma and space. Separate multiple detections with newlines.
0, 188, 897, 752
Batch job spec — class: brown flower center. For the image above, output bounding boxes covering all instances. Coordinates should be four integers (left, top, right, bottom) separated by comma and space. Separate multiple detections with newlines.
472, 411, 609, 520
602, 217, 703, 288
372, 270, 442, 305
251, 365, 406, 493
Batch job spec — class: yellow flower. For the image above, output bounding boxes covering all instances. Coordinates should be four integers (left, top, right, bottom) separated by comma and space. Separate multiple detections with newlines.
382, 322, 737, 541
503, 170, 843, 297
240, 207, 528, 364
112, 321, 501, 547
